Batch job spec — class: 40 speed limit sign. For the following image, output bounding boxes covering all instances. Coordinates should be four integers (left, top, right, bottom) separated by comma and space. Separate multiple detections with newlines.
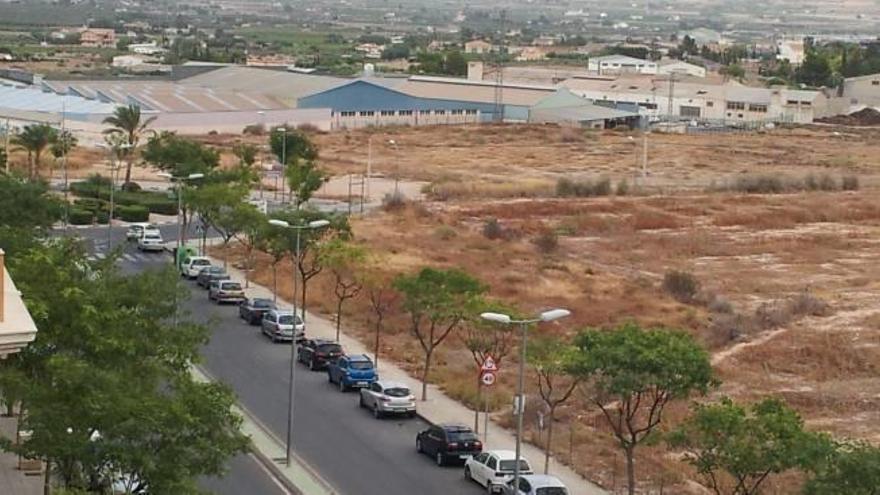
480, 371, 497, 386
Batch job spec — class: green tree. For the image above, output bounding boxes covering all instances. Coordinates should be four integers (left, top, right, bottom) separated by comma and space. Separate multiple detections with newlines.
804, 441, 880, 495
233, 207, 269, 288
569, 323, 716, 495
232, 142, 258, 168
102, 104, 157, 185
360, 263, 398, 369
796, 50, 833, 87
12, 123, 58, 180
444, 50, 467, 76
0, 146, 7, 172
51, 129, 77, 161
394, 268, 487, 400
381, 44, 410, 60
318, 239, 367, 342
269, 127, 317, 165
142, 132, 219, 178
668, 397, 829, 495
189, 182, 249, 268
721, 63, 745, 80
528, 334, 579, 475
285, 159, 328, 210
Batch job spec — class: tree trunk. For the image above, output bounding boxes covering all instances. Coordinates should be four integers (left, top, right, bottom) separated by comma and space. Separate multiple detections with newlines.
625, 445, 636, 495
373, 314, 382, 368
545, 407, 555, 474
335, 297, 344, 342
474, 373, 482, 432
124, 154, 132, 185
421, 347, 433, 401
43, 458, 50, 495
300, 277, 308, 324
272, 264, 278, 303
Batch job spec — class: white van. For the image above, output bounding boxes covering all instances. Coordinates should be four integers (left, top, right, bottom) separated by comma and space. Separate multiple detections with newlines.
180, 256, 212, 279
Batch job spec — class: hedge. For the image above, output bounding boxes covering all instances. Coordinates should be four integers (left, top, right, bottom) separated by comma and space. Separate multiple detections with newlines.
95, 211, 110, 225
70, 181, 176, 215
68, 208, 94, 225
116, 205, 149, 222
73, 197, 108, 212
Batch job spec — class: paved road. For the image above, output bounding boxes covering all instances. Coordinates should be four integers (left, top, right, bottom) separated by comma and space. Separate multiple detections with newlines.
73, 226, 484, 495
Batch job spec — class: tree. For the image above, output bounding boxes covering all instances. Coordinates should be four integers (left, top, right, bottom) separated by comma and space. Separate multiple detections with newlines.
12, 124, 58, 180
804, 441, 880, 495
445, 50, 467, 76
528, 334, 579, 475
285, 159, 328, 210
233, 208, 269, 288
382, 44, 410, 60
569, 323, 716, 495
0, 146, 7, 172
102, 104, 157, 185
394, 268, 487, 400
318, 239, 367, 342
269, 127, 317, 165
720, 63, 745, 80
360, 262, 399, 369
50, 129, 77, 161
232, 142, 258, 168
668, 397, 829, 495
0, 174, 62, 256
189, 182, 250, 267
796, 50, 833, 87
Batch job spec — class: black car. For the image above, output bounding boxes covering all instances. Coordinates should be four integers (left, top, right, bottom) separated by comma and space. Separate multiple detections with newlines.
416, 423, 482, 466
196, 266, 230, 288
297, 339, 343, 370
239, 298, 277, 325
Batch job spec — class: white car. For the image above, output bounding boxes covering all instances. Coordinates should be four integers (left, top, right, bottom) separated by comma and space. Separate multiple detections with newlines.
501, 474, 568, 495
125, 223, 159, 241
137, 231, 164, 251
180, 256, 212, 278
465, 450, 534, 493
358, 380, 416, 419
261, 310, 305, 343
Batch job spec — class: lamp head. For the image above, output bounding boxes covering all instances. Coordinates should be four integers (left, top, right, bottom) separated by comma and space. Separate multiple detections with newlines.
480, 312, 512, 325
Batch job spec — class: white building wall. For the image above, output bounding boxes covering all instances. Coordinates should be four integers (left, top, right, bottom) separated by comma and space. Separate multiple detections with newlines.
330, 110, 481, 129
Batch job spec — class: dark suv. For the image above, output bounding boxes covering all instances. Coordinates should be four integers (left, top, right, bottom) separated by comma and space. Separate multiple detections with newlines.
416, 423, 483, 466
297, 339, 343, 370
196, 266, 229, 288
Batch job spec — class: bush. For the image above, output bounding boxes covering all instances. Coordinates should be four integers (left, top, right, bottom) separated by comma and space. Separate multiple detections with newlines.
382, 192, 407, 211
434, 225, 457, 240
140, 197, 178, 215
121, 181, 141, 192
733, 175, 785, 194
73, 197, 108, 212
592, 177, 612, 196
788, 290, 830, 317
804, 174, 819, 191
663, 270, 700, 303
818, 173, 837, 191
242, 123, 265, 136
68, 208, 94, 225
708, 296, 734, 314
616, 179, 630, 196
95, 211, 110, 225
842, 175, 859, 191
556, 177, 613, 198
532, 230, 559, 254
483, 218, 504, 240
116, 204, 150, 222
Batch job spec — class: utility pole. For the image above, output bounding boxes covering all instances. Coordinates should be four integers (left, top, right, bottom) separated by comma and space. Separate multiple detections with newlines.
492, 9, 507, 123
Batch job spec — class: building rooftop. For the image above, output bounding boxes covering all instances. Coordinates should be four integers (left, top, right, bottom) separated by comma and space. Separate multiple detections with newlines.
396, 76, 556, 107
0, 84, 118, 116
559, 76, 822, 103
177, 66, 345, 106
0, 250, 38, 359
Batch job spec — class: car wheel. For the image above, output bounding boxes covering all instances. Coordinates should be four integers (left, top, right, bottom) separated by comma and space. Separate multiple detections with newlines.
435, 452, 445, 467
359, 395, 365, 408
373, 404, 382, 419
338, 379, 347, 393
408, 411, 416, 419
416, 438, 423, 453
309, 359, 317, 371
328, 372, 334, 384
486, 483, 495, 494
464, 467, 472, 481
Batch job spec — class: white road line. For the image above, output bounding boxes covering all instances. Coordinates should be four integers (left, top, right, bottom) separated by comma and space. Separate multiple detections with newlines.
122, 253, 138, 262
248, 452, 292, 495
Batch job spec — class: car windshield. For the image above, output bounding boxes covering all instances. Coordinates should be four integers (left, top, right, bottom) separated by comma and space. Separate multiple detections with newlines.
253, 299, 273, 308
193, 259, 210, 266
447, 430, 478, 442
222, 283, 242, 291
499, 460, 531, 472
210, 268, 226, 275
317, 343, 341, 353
536, 488, 567, 495
144, 234, 161, 240
349, 361, 373, 370
384, 387, 410, 397
277, 315, 302, 325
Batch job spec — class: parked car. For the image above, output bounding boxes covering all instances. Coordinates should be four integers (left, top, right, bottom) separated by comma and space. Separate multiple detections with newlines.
208, 280, 246, 304
297, 338, 343, 370
260, 310, 304, 343
358, 380, 416, 419
137, 231, 164, 252
326, 354, 377, 392
180, 256, 212, 278
126, 223, 159, 241
196, 266, 229, 288
416, 423, 482, 466
464, 450, 534, 493
500, 474, 568, 495
239, 298, 277, 325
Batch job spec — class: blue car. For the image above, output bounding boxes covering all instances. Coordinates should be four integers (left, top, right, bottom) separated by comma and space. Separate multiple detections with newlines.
327, 354, 378, 392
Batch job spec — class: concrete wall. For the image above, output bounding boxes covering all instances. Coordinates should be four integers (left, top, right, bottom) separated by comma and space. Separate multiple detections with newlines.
842, 75, 880, 108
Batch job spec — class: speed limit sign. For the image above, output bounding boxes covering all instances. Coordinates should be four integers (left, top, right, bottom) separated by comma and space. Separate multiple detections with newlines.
481, 371, 496, 386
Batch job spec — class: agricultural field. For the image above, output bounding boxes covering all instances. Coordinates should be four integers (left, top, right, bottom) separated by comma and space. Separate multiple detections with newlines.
205, 123, 880, 493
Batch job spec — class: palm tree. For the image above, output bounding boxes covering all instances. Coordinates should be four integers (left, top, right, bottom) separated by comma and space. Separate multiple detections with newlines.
102, 104, 157, 185
12, 124, 58, 180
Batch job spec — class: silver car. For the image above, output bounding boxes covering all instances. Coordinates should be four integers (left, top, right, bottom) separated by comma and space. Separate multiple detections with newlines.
260, 310, 304, 343
358, 380, 417, 419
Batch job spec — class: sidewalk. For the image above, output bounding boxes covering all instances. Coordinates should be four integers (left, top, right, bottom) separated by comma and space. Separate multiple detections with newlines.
0, 417, 42, 495
202, 249, 607, 495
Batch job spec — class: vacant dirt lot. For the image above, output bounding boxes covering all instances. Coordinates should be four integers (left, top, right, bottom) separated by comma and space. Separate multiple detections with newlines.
203, 123, 880, 494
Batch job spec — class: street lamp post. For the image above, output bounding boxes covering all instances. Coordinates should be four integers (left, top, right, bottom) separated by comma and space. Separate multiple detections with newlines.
279, 126, 287, 204
96, 142, 131, 249
481, 308, 571, 492
157, 172, 205, 252
268, 218, 330, 467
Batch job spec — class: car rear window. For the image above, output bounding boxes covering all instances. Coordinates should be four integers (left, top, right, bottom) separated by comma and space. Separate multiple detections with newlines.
193, 259, 210, 266
278, 315, 302, 325
349, 361, 373, 370
144, 234, 161, 240
447, 430, 478, 442
384, 387, 410, 397
222, 283, 242, 291
536, 488, 567, 495
499, 460, 531, 472
253, 300, 273, 308
317, 344, 342, 353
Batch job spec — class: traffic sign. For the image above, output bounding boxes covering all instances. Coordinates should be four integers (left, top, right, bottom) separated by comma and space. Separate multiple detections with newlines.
480, 371, 496, 386
480, 355, 498, 372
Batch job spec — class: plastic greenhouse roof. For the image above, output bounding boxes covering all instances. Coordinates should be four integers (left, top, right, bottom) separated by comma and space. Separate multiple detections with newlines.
0, 84, 119, 115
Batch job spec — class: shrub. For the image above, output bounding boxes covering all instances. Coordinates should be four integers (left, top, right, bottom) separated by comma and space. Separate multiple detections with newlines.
140, 197, 178, 215
663, 270, 700, 303
788, 290, 830, 317
382, 192, 407, 211
121, 181, 141, 192
116, 204, 150, 222
733, 175, 784, 194
616, 179, 630, 196
434, 225, 457, 241
706, 312, 748, 348
842, 175, 859, 191
73, 197, 107, 212
297, 123, 320, 133
532, 230, 559, 254
482, 218, 504, 240
708, 296, 734, 314
804, 174, 819, 191
592, 177, 612, 196
95, 211, 110, 225
68, 208, 93, 225
556, 177, 613, 197
84, 173, 111, 187
556, 177, 576, 197
818, 173, 837, 191
242, 123, 265, 135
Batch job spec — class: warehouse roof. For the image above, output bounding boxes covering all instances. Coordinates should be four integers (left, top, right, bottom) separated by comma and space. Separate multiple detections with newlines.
396, 76, 556, 107
0, 84, 118, 116
177, 66, 345, 106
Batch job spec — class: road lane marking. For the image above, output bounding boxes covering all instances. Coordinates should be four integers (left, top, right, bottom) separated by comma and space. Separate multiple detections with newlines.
249, 452, 293, 495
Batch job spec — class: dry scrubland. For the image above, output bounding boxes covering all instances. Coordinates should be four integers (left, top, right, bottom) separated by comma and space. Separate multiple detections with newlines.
205, 124, 880, 493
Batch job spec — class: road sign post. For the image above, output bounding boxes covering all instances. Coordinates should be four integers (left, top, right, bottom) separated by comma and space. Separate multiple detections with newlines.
479, 355, 498, 443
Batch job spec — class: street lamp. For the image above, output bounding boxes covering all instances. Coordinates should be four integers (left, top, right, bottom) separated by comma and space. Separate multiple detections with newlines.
480, 308, 571, 491
278, 126, 287, 204
268, 217, 330, 467
157, 172, 205, 252
96, 142, 131, 248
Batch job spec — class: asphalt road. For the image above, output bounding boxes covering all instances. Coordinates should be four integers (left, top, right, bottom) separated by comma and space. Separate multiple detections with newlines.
73, 225, 484, 495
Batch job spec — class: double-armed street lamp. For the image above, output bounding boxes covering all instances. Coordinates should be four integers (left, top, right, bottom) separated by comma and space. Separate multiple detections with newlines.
157, 172, 205, 251
480, 308, 571, 492
267, 217, 330, 467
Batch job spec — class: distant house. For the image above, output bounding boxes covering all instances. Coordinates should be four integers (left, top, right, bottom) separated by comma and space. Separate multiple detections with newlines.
355, 43, 384, 59
80, 28, 116, 48
465, 39, 493, 55
841, 73, 880, 108
588, 55, 658, 75
128, 42, 167, 56
533, 36, 558, 47
776, 38, 805, 65
514, 46, 549, 62
658, 59, 707, 78
112, 55, 146, 67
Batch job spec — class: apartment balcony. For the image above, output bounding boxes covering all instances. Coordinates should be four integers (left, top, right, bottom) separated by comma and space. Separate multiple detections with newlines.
0, 250, 38, 358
